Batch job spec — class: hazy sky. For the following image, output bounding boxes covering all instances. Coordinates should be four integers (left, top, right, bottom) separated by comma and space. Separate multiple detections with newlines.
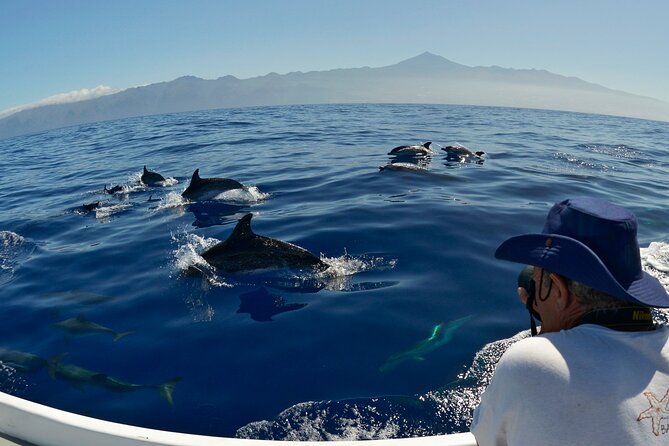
2, 0, 668, 114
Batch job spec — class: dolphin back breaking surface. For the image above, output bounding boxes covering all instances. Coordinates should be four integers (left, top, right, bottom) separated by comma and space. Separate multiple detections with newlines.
182, 168, 244, 201
201, 213, 329, 273
141, 165, 166, 186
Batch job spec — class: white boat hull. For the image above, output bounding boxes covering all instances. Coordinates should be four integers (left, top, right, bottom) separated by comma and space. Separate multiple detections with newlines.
0, 392, 476, 446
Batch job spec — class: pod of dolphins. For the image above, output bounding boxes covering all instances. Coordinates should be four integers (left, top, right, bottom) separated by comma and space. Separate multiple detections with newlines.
3, 144, 481, 409
380, 141, 485, 171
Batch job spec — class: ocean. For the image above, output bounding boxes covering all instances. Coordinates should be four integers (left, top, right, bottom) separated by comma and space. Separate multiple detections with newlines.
1, 103, 668, 439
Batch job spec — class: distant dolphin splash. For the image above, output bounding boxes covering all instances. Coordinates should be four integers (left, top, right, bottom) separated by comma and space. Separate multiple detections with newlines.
200, 213, 329, 273
104, 184, 125, 194
141, 166, 166, 186
380, 315, 472, 372
182, 169, 244, 201
388, 142, 434, 157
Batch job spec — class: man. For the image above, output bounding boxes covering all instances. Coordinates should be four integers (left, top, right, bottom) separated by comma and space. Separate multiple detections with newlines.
470, 197, 669, 445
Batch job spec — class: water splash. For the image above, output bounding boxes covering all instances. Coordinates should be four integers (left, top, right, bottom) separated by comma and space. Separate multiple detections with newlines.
156, 191, 189, 211
641, 241, 669, 287
103, 183, 144, 195
212, 186, 269, 204
319, 251, 397, 278
0, 231, 35, 284
94, 203, 132, 220
158, 186, 268, 211
171, 232, 231, 287
0, 363, 30, 395
1, 231, 26, 271
236, 330, 531, 440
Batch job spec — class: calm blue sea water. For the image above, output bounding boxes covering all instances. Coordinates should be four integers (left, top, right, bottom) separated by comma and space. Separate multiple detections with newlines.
1, 104, 669, 439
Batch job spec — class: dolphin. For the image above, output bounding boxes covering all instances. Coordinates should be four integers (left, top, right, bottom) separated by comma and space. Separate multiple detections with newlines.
47, 353, 181, 406
104, 184, 125, 194
441, 144, 485, 161
380, 315, 472, 372
54, 314, 134, 342
201, 213, 329, 273
81, 201, 100, 212
237, 287, 307, 321
181, 169, 244, 201
141, 166, 166, 186
44, 290, 116, 305
0, 348, 47, 373
388, 142, 434, 156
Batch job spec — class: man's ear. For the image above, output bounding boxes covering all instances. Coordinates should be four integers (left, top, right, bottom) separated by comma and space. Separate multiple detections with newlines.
549, 273, 571, 309
518, 286, 529, 305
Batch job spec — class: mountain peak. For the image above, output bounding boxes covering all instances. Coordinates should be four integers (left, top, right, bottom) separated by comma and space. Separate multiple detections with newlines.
393, 52, 467, 70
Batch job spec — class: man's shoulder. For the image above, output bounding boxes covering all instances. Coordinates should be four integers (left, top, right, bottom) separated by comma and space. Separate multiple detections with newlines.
496, 334, 565, 372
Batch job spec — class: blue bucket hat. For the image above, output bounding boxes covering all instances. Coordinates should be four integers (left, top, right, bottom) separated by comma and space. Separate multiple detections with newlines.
495, 197, 669, 308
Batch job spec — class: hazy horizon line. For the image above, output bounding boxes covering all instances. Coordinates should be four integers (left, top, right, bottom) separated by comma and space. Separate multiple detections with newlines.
6, 52, 667, 120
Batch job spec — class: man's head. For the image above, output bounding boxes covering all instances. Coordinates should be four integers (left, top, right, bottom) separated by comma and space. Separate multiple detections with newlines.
496, 197, 669, 309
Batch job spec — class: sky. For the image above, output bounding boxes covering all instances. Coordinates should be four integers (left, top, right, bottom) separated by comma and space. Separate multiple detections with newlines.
2, 0, 668, 115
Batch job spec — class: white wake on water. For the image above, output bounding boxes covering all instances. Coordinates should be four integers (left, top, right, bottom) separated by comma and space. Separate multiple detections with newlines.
1, 231, 26, 273
0, 231, 35, 285
212, 186, 269, 204
155, 191, 189, 210
155, 186, 269, 211
171, 232, 231, 287
94, 203, 132, 220
641, 241, 669, 285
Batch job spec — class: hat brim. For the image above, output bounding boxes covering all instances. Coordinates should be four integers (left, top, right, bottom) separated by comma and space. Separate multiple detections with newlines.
495, 234, 669, 308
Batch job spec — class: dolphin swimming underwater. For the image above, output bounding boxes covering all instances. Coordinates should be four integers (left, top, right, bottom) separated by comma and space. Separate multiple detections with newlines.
54, 314, 134, 342
141, 166, 166, 186
380, 315, 472, 372
44, 290, 117, 305
47, 353, 181, 406
0, 348, 47, 373
388, 142, 434, 157
181, 169, 244, 201
200, 213, 329, 273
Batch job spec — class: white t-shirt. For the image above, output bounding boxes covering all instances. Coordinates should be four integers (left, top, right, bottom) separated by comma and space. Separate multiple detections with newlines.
471, 324, 669, 445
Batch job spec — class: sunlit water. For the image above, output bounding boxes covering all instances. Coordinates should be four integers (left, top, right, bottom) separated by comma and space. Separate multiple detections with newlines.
1, 104, 668, 438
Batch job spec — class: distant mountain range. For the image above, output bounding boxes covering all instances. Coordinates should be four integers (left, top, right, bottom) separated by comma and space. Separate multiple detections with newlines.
2, 52, 669, 139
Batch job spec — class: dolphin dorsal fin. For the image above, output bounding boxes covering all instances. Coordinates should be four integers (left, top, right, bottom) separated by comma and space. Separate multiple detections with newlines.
229, 214, 255, 240
143, 166, 148, 173
191, 169, 201, 183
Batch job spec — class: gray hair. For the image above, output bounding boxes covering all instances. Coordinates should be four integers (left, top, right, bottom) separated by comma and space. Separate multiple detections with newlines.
566, 280, 631, 310
540, 269, 631, 309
